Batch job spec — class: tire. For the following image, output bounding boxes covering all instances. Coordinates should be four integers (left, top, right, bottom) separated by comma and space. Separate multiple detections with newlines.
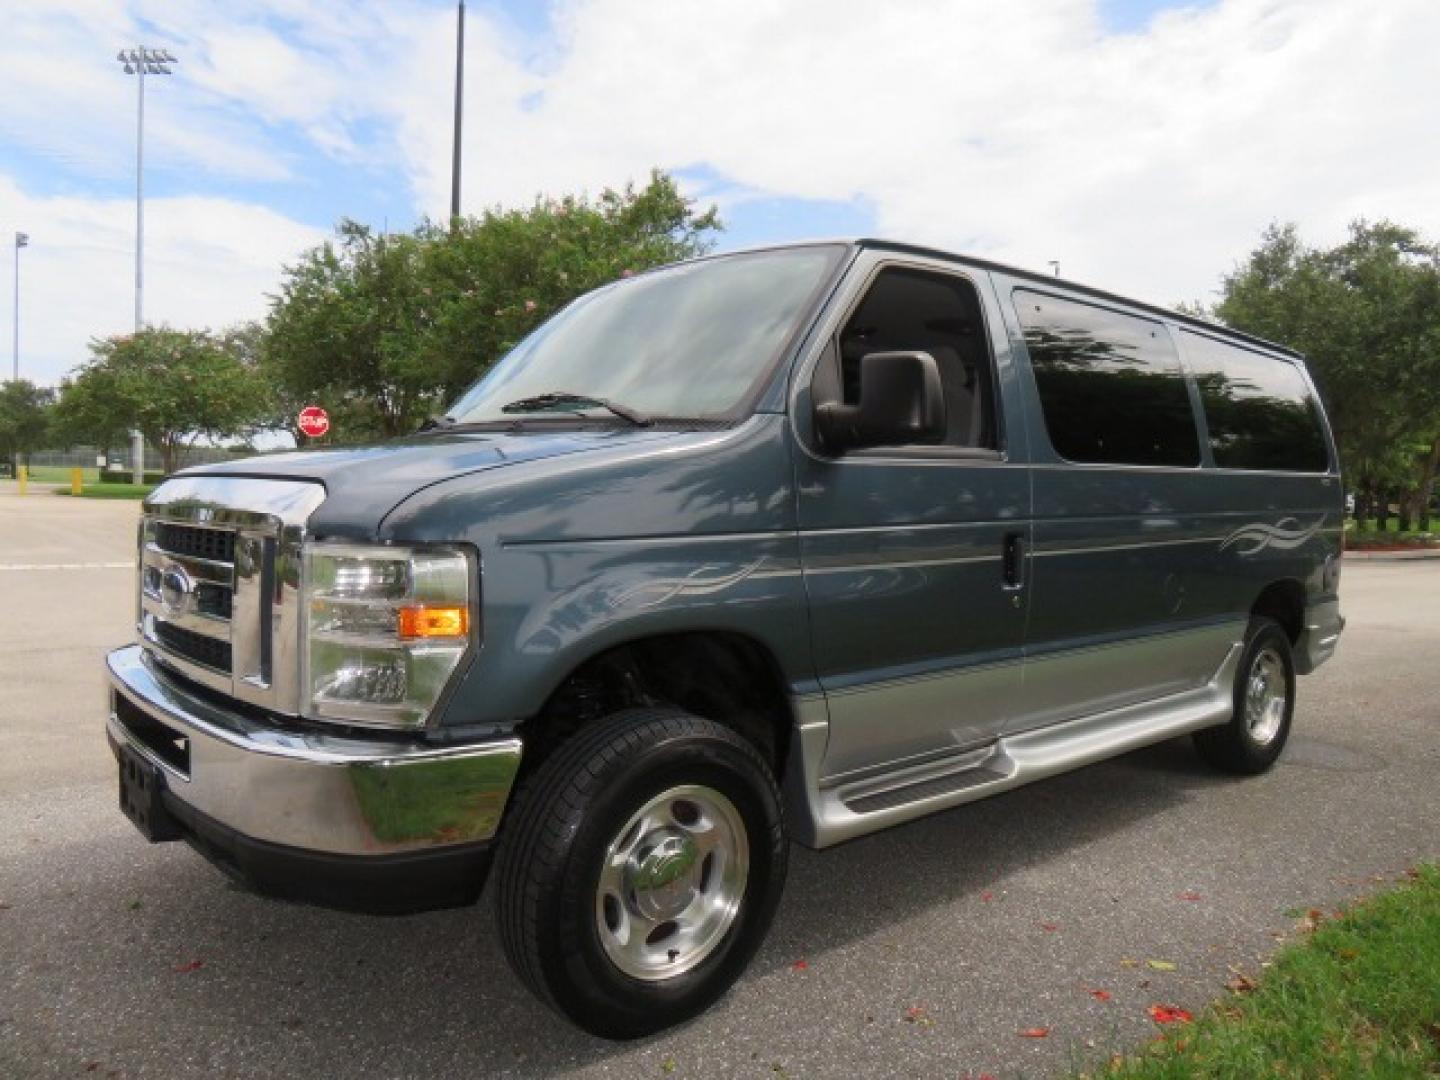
1194, 616, 1296, 774
494, 707, 787, 1039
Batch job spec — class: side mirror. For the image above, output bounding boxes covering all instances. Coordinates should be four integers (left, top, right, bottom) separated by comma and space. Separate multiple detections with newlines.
815, 350, 946, 453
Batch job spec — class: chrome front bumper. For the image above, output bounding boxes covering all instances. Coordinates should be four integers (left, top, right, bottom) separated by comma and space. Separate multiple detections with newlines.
106, 644, 522, 857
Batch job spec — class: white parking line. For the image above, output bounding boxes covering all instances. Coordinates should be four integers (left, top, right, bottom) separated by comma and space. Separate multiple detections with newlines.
0, 562, 134, 571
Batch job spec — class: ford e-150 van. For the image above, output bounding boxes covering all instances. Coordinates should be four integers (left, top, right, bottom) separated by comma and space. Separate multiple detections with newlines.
107, 240, 1344, 1037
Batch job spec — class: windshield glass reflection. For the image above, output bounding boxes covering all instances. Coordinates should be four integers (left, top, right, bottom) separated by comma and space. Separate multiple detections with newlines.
447, 246, 844, 424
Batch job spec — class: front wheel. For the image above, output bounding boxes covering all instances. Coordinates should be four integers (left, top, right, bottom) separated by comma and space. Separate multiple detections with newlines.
1194, 616, 1296, 774
494, 708, 787, 1038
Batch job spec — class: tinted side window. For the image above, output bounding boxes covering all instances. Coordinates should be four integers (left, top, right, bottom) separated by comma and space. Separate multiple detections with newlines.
1180, 331, 1330, 472
1015, 291, 1199, 466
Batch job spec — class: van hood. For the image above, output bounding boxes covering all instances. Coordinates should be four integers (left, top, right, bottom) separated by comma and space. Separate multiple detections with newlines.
178, 427, 689, 536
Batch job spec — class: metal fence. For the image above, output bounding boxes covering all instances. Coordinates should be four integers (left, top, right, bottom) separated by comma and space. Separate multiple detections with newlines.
24, 445, 256, 472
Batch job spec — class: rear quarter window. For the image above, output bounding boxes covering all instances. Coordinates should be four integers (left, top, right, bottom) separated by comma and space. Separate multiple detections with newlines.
1015, 290, 1200, 467
1180, 330, 1330, 472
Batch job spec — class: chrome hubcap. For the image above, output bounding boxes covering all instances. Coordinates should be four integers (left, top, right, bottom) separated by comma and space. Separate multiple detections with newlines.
1244, 646, 1287, 745
595, 784, 748, 981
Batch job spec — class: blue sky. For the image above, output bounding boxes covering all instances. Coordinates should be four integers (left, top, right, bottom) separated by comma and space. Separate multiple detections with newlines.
2, 0, 1436, 389
5, 0, 1190, 246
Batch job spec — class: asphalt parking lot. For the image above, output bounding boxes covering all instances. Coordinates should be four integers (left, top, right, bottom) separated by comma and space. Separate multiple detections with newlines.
2, 483, 1437, 1079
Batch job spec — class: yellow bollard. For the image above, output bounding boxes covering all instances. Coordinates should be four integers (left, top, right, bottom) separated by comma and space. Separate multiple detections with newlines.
17, 465, 27, 496
71, 467, 83, 495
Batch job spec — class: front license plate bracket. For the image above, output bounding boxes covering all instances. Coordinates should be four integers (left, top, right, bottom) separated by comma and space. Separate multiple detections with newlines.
118, 743, 183, 842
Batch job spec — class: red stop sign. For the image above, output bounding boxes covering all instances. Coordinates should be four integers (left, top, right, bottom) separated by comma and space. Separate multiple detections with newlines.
298, 406, 330, 439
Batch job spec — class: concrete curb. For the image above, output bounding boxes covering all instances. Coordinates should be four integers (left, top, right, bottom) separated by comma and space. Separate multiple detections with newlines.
1344, 549, 1440, 561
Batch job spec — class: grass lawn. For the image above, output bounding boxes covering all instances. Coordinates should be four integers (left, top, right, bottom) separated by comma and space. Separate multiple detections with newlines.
23, 465, 101, 485
1345, 520, 1439, 548
1346, 531, 1438, 550
52, 482, 155, 500
1091, 865, 1440, 1078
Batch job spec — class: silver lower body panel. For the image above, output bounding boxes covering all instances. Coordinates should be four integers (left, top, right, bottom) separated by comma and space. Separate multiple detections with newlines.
1295, 598, 1344, 674
785, 641, 1243, 848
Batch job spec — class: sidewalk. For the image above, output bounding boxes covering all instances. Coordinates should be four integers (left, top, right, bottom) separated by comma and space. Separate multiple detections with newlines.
0, 479, 65, 497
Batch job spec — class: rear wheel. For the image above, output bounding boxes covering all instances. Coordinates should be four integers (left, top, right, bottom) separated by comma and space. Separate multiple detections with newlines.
494, 708, 786, 1038
1194, 616, 1295, 774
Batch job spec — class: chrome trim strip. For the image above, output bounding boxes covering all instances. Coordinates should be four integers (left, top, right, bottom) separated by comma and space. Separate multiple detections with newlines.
802, 553, 999, 574
107, 644, 521, 854
498, 517, 1268, 550
822, 649, 1020, 697
1024, 462, 1339, 479
1020, 616, 1241, 663
143, 542, 234, 583
231, 533, 266, 689
140, 596, 229, 638
804, 520, 1013, 538
502, 528, 793, 549
1032, 535, 1230, 558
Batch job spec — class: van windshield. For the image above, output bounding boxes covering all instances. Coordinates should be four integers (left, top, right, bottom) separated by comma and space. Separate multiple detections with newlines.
444, 246, 844, 425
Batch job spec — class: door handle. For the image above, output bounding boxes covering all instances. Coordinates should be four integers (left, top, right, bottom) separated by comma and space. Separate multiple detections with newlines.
1002, 532, 1025, 590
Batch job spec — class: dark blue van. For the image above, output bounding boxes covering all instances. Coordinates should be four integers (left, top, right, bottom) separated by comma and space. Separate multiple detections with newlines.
107, 240, 1344, 1036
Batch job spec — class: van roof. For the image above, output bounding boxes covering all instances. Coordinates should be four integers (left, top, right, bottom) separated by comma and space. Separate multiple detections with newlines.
853, 238, 1303, 360
710, 238, 1304, 361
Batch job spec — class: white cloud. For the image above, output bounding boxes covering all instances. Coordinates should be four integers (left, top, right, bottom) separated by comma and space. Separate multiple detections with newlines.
421, 0, 1440, 307
0, 177, 323, 386
3, 0, 1438, 389
0, 0, 302, 185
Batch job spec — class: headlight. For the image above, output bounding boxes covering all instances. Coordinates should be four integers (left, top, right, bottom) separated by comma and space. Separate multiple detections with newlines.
302, 542, 476, 730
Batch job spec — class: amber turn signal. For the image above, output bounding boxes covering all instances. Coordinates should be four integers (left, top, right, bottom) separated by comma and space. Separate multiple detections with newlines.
397, 605, 469, 639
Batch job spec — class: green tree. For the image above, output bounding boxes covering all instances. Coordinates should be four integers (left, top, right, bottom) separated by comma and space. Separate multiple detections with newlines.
264, 170, 721, 438
55, 328, 271, 474
0, 380, 55, 470
262, 225, 430, 440
1203, 221, 1440, 527
221, 320, 308, 444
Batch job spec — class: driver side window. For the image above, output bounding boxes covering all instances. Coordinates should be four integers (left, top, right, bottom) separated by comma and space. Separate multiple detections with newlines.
814, 266, 998, 450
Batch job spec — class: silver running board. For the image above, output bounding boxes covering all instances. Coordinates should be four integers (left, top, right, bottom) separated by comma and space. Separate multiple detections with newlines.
785, 644, 1241, 848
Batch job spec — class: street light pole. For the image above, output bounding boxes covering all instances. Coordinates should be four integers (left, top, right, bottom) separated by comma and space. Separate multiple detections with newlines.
117, 46, 176, 482
11, 232, 25, 383
450, 0, 465, 227
134, 53, 145, 329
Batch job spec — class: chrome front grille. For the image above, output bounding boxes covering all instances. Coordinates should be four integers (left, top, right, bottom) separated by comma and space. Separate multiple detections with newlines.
141, 521, 238, 678
154, 619, 233, 672
154, 521, 236, 563
138, 476, 326, 715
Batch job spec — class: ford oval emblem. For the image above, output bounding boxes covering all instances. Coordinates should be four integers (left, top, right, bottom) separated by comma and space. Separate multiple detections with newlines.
160, 566, 194, 616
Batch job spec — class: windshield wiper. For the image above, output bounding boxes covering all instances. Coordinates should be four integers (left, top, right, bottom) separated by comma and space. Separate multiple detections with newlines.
499, 391, 651, 427
416, 414, 457, 432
